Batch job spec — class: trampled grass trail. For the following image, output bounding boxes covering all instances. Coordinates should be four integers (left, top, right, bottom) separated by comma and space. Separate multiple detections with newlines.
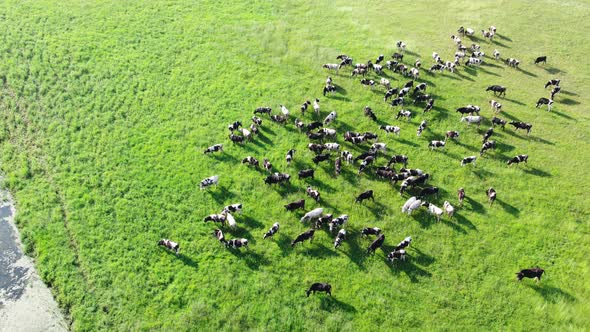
0, 0, 589, 330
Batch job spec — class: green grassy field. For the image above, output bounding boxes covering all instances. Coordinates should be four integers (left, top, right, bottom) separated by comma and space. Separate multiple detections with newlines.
1, 0, 589, 330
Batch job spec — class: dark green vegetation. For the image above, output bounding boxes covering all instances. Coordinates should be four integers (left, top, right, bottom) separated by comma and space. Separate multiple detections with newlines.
1, 0, 589, 330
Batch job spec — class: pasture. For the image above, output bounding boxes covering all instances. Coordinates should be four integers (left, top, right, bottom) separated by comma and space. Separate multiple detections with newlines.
0, 0, 589, 330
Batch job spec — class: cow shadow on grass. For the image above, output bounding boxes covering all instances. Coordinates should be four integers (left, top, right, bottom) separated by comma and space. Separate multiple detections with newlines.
260, 125, 276, 136
454, 70, 476, 82
441, 218, 468, 234
454, 140, 480, 153
211, 153, 239, 164
543, 67, 564, 75
495, 33, 512, 42
482, 61, 503, 69
256, 132, 273, 145
227, 248, 270, 270
549, 109, 575, 121
560, 98, 580, 106
242, 215, 264, 229
341, 238, 368, 270
397, 137, 420, 147
162, 250, 199, 270
529, 135, 555, 145
454, 213, 477, 230
319, 296, 357, 313
327, 95, 351, 102
208, 186, 237, 204
501, 97, 526, 106
523, 167, 551, 178
464, 196, 484, 213
516, 67, 537, 77
478, 67, 501, 77
273, 184, 300, 196
527, 284, 576, 303
298, 242, 339, 259
382, 255, 433, 283
495, 198, 519, 216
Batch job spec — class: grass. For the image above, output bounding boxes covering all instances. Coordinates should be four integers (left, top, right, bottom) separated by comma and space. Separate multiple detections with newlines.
0, 0, 589, 330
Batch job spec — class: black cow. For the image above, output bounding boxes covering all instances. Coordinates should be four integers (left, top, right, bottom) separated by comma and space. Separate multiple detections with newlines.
480, 140, 496, 156
507, 154, 528, 165
516, 268, 545, 282
308, 131, 325, 141
292, 229, 315, 247
534, 56, 547, 64
414, 94, 430, 104
509, 121, 533, 135
312, 154, 331, 164
306, 283, 331, 297
158, 239, 180, 255
355, 190, 374, 203
307, 121, 323, 132
419, 186, 439, 198
308, 143, 326, 154
364, 132, 378, 141
364, 106, 377, 121
392, 52, 403, 61
491, 117, 507, 129
229, 134, 244, 144
544, 79, 560, 89
376, 167, 395, 180
486, 187, 497, 206
358, 156, 375, 175
414, 174, 430, 186
367, 234, 385, 254
254, 107, 272, 115
376, 54, 384, 64
446, 131, 460, 140
388, 155, 408, 168
263, 223, 280, 239
361, 227, 381, 237
486, 85, 507, 97
285, 199, 305, 211
384, 88, 399, 101
298, 169, 315, 179
354, 151, 375, 162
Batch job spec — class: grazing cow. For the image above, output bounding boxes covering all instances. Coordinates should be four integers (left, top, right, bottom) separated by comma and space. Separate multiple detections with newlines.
395, 236, 412, 251
489, 25, 497, 33
396, 40, 407, 51
334, 229, 346, 249
402, 196, 422, 215
544, 79, 560, 89
270, 114, 287, 125
376, 54, 384, 64
472, 51, 485, 58
458, 188, 465, 206
294, 118, 305, 131
395, 109, 411, 120
388, 155, 408, 168
392, 52, 404, 61
415, 58, 421, 68
534, 56, 547, 64
483, 127, 494, 142
308, 131, 325, 141
490, 100, 502, 113
285, 199, 305, 211
300, 208, 323, 223
286, 149, 295, 165
364, 106, 377, 121
422, 202, 444, 221
399, 87, 411, 98
226, 238, 248, 249
279, 104, 290, 117
384, 88, 399, 101
323, 63, 340, 71
223, 203, 243, 215
204, 213, 226, 225
312, 153, 331, 165
361, 227, 381, 237
461, 116, 482, 127
491, 117, 507, 129
486, 187, 497, 206
354, 150, 376, 162
550, 86, 561, 99
410, 67, 420, 79
367, 234, 385, 254
351, 68, 367, 76
315, 214, 333, 229
254, 107, 272, 115
341, 151, 354, 164
371, 143, 386, 153
212, 229, 226, 245
443, 201, 455, 218
298, 169, 315, 179
509, 121, 533, 135
229, 134, 245, 144
308, 143, 326, 154
380, 125, 401, 136
505, 58, 520, 68
263, 158, 273, 173
536, 98, 554, 112
399, 168, 424, 176
423, 98, 434, 113
158, 239, 180, 255
224, 212, 237, 229
300, 100, 311, 114
378, 78, 391, 90
350, 135, 366, 145
335, 157, 342, 176
200, 175, 219, 190
480, 140, 496, 156
387, 249, 406, 262
324, 143, 340, 151
307, 121, 323, 132
264, 172, 290, 185
429, 140, 446, 150
481, 29, 494, 40
507, 154, 528, 165
323, 84, 336, 96
465, 57, 482, 66
455, 51, 466, 58
391, 97, 405, 107
358, 155, 375, 175
306, 283, 331, 297
329, 215, 349, 233
458, 26, 475, 36
385, 60, 398, 71
326, 76, 332, 85
493, 49, 500, 60
204, 144, 223, 154
446, 130, 460, 141
516, 268, 545, 282
430, 63, 445, 72
356, 190, 374, 203
413, 173, 430, 186
252, 116, 263, 126
263, 222, 280, 239
324, 111, 337, 125
360, 78, 376, 89
446, 61, 456, 73
321, 128, 337, 139
414, 94, 431, 104
471, 43, 481, 52
292, 229, 315, 247
238, 128, 250, 140
451, 34, 462, 45
417, 120, 427, 137
487, 85, 507, 97
228, 121, 242, 132
250, 124, 259, 135
395, 63, 409, 75
307, 186, 321, 202
419, 187, 439, 199
461, 156, 477, 167
312, 98, 321, 115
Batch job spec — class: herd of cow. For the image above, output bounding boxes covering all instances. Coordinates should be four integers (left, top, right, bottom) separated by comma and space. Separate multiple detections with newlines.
159, 24, 555, 296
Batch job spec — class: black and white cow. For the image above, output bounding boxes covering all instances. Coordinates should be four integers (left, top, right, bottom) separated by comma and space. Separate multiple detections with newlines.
200, 175, 219, 190
308, 143, 326, 154
324, 111, 337, 125
226, 238, 248, 249
486, 187, 497, 206
249, 124, 259, 135
446, 131, 460, 141
364, 106, 377, 121
490, 100, 502, 113
212, 229, 226, 245
391, 97, 405, 107
371, 143, 386, 153
465, 57, 482, 66
229, 134, 245, 144
419, 186, 439, 198
324, 143, 340, 151
461, 156, 477, 167
414, 83, 427, 95
507, 154, 528, 165
223, 203, 243, 215
270, 114, 287, 125
480, 140, 496, 156
550, 86, 561, 99
486, 85, 506, 97
505, 58, 520, 68
423, 98, 434, 113
264, 173, 290, 185
458, 188, 465, 206
254, 107, 272, 115
306, 283, 331, 297
315, 214, 333, 229
367, 234, 385, 254
204, 144, 223, 154
384, 88, 399, 101
285, 199, 305, 211
307, 186, 321, 202
361, 227, 381, 237
204, 213, 226, 225
395, 236, 412, 251
228, 121, 242, 132
334, 229, 346, 249
360, 78, 376, 89
430, 63, 445, 72
312, 154, 331, 165
516, 268, 545, 282
493, 49, 500, 60
491, 117, 507, 129
387, 249, 406, 262
417, 120, 428, 137
536, 98, 553, 111
323, 84, 336, 96
263, 159, 273, 173
544, 79, 560, 89
158, 239, 180, 255
388, 155, 408, 168
298, 169, 315, 179
395, 109, 411, 120
534, 56, 547, 64
376, 54, 385, 64
358, 156, 375, 175
242, 156, 259, 168
429, 140, 446, 150
263, 222, 280, 239
329, 215, 349, 233
335, 157, 342, 176
286, 149, 295, 165
380, 125, 401, 136
355, 190, 374, 203
509, 121, 533, 135
292, 229, 315, 247
414, 94, 431, 104
252, 116, 263, 126
341, 151, 354, 164
483, 127, 494, 142
300, 100, 311, 114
